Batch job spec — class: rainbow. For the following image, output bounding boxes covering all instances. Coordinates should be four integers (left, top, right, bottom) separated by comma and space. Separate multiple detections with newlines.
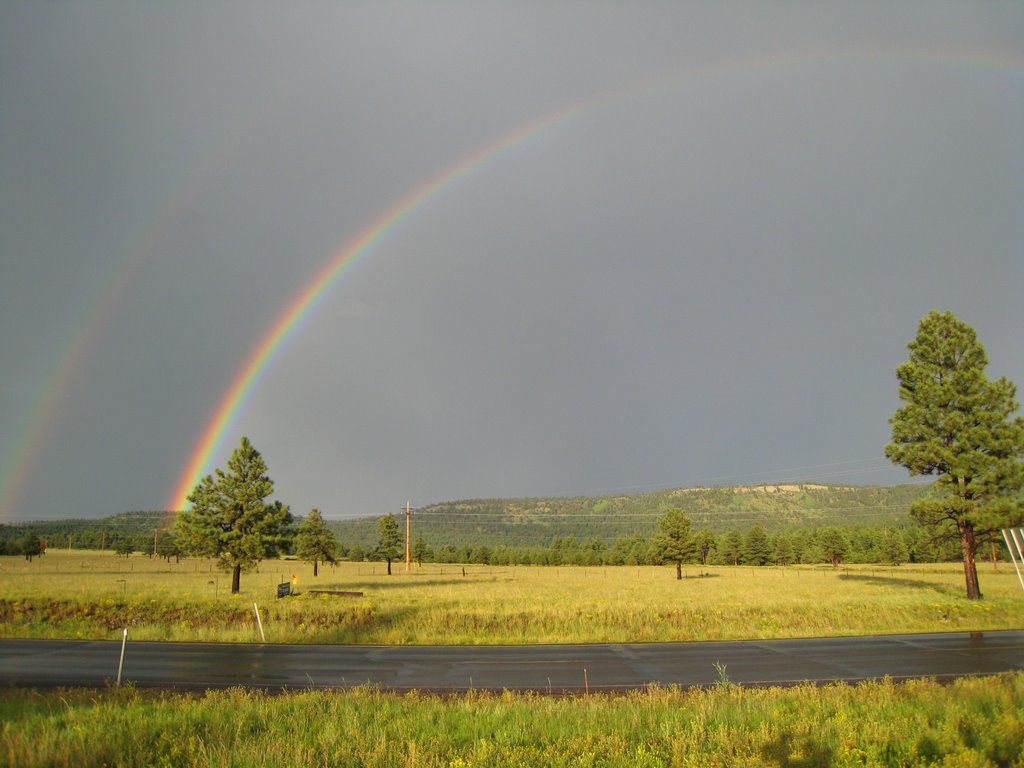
0, 264, 136, 521
166, 99, 598, 510
0, 94, 291, 522
154, 45, 1023, 510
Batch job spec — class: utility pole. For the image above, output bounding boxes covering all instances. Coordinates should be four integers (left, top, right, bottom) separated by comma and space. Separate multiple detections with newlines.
405, 501, 413, 573
153, 528, 158, 558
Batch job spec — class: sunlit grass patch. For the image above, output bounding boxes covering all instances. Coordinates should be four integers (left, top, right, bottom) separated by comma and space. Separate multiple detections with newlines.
0, 552, 1020, 644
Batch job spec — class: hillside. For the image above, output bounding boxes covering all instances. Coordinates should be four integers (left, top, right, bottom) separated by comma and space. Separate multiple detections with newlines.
0, 483, 932, 554
327, 483, 932, 550
0, 510, 171, 551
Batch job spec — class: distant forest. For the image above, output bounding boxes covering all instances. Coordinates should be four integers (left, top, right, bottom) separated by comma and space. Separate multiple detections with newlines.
333, 482, 933, 547
2, 483, 1004, 566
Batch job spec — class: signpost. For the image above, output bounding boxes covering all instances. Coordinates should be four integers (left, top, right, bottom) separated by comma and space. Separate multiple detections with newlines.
277, 582, 291, 598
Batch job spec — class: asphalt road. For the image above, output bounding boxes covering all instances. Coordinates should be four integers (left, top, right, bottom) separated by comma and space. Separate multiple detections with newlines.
0, 631, 1021, 692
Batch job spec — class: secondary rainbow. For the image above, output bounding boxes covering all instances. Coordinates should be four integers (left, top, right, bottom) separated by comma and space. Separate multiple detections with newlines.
167, 101, 592, 510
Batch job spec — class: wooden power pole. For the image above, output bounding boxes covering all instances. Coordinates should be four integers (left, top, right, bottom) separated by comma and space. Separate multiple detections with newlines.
405, 501, 413, 572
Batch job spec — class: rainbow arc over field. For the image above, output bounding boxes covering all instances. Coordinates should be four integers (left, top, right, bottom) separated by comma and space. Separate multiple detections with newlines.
166, 100, 593, 510
154, 45, 1023, 511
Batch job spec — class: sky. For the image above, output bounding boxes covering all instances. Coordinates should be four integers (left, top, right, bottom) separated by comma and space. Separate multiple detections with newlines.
1, 3, 1022, 522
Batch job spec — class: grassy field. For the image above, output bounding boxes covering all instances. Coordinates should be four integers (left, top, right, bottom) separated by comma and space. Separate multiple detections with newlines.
0, 674, 1021, 767
0, 551, 1020, 644
2, 552, 1022, 766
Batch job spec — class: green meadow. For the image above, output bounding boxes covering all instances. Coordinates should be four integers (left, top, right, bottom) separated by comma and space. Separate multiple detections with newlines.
3, 551, 1023, 767
1, 674, 1022, 767
0, 550, 1020, 644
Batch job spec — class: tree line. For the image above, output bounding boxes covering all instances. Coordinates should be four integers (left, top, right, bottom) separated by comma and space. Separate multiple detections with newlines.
355, 519, 992, 569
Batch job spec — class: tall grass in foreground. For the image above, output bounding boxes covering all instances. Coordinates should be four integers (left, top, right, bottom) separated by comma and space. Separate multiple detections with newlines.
1, 674, 1021, 767
1, 553, 1020, 644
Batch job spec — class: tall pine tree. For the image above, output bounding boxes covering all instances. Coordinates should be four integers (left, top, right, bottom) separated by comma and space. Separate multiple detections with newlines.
886, 311, 1024, 599
653, 507, 696, 580
376, 513, 403, 575
175, 437, 292, 593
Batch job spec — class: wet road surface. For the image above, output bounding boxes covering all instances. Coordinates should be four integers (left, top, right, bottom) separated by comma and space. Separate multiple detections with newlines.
1, 631, 1020, 692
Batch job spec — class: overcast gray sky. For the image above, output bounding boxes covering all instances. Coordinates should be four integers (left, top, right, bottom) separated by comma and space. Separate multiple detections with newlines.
2, 3, 1022, 522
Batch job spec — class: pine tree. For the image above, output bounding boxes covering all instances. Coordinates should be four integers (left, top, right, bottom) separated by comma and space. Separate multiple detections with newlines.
723, 530, 743, 566
694, 530, 716, 566
155, 531, 181, 563
19, 533, 41, 562
376, 513, 402, 575
653, 507, 696, 579
881, 529, 909, 566
886, 311, 1024, 599
742, 525, 771, 566
412, 535, 430, 566
818, 527, 848, 568
295, 508, 339, 577
174, 436, 292, 593
773, 533, 795, 566
113, 535, 134, 558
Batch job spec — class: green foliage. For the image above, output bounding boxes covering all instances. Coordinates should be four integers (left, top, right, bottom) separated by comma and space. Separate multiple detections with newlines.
174, 437, 292, 593
329, 484, 930, 555
295, 509, 338, 576
18, 533, 41, 562
773, 533, 794, 566
742, 525, 771, 565
412, 535, 430, 566
723, 530, 743, 566
155, 531, 181, 562
881, 529, 910, 566
818, 527, 849, 568
0, 512, 173, 555
693, 530, 716, 565
375, 513, 402, 574
652, 508, 695, 578
1, 484, 930, 564
112, 535, 134, 557
887, 311, 1024, 598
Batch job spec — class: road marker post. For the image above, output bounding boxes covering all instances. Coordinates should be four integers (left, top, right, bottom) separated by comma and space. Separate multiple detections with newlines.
116, 628, 128, 686
1002, 529, 1024, 593
254, 603, 266, 642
